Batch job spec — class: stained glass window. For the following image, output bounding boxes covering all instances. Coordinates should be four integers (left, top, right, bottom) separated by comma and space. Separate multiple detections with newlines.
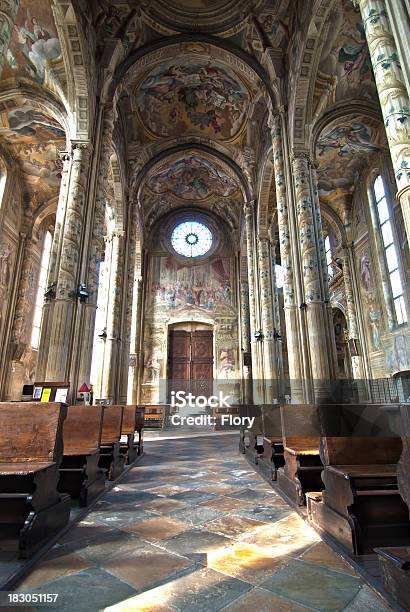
325, 235, 333, 278
171, 221, 213, 258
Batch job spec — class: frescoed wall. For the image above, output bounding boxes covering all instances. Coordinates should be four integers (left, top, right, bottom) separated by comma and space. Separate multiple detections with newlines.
140, 253, 240, 404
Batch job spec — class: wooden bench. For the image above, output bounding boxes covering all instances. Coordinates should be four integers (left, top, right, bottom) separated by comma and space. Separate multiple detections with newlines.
120, 405, 140, 465
307, 403, 410, 555
58, 405, 106, 506
135, 406, 145, 455
277, 404, 323, 506
0, 402, 71, 558
98, 405, 125, 480
213, 404, 240, 430
376, 403, 410, 609
143, 405, 166, 429
258, 405, 284, 481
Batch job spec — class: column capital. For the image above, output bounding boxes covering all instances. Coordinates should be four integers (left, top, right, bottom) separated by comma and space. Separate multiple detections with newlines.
290, 149, 312, 165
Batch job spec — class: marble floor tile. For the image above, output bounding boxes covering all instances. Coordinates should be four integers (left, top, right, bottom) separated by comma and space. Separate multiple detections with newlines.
205, 515, 267, 540
169, 506, 225, 526
159, 528, 233, 563
17, 548, 93, 590
221, 587, 311, 611
260, 559, 363, 611
140, 497, 189, 514
297, 541, 357, 576
199, 496, 254, 512
124, 516, 189, 540
105, 567, 250, 612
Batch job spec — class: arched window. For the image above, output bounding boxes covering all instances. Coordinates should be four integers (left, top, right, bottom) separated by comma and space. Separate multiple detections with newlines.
31, 230, 52, 349
325, 235, 333, 278
372, 175, 407, 325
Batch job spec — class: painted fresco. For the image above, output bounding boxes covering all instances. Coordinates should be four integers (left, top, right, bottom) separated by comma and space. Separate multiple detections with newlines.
136, 58, 249, 141
0, 102, 65, 199
150, 256, 232, 312
318, 0, 375, 102
316, 115, 383, 199
3, 0, 61, 83
147, 155, 239, 200
386, 334, 410, 375
357, 247, 383, 352
0, 237, 17, 344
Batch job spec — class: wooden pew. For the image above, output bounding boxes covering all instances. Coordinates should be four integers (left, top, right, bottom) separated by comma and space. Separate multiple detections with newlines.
143, 405, 166, 428
257, 405, 284, 481
98, 405, 125, 480
307, 403, 410, 555
120, 405, 140, 465
241, 405, 263, 464
58, 405, 106, 506
376, 403, 410, 609
277, 404, 323, 506
213, 404, 240, 430
135, 406, 145, 455
0, 403, 71, 558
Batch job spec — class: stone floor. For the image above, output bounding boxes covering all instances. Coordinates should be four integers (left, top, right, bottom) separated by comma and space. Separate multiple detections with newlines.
15, 434, 392, 612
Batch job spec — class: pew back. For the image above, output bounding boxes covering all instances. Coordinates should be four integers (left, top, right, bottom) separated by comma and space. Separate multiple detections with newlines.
262, 405, 282, 438
63, 405, 104, 455
318, 404, 402, 466
0, 402, 67, 463
121, 405, 137, 435
280, 404, 320, 451
101, 405, 124, 444
135, 407, 145, 430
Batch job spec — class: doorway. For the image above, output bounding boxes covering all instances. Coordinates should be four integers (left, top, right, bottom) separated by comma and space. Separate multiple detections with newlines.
167, 324, 213, 402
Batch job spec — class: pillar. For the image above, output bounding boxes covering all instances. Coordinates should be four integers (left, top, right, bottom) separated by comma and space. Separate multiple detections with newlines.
258, 235, 279, 402
130, 278, 143, 404
291, 151, 333, 400
100, 230, 124, 402
354, 0, 410, 245
43, 142, 90, 382
0, 0, 20, 75
270, 112, 305, 401
239, 276, 253, 404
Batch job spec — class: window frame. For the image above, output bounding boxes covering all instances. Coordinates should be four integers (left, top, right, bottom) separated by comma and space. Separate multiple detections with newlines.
371, 174, 407, 327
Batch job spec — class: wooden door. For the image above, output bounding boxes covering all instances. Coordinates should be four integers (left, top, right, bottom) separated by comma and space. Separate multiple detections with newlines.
168, 329, 213, 400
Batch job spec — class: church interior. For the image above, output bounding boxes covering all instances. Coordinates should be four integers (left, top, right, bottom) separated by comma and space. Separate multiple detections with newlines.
0, 0, 410, 610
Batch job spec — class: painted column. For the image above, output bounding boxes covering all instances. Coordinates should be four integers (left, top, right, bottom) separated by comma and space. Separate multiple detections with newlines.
244, 200, 263, 401
74, 109, 115, 395
100, 230, 124, 402
0, 0, 19, 76
292, 151, 332, 399
258, 235, 279, 402
44, 142, 90, 382
130, 277, 143, 404
270, 112, 304, 401
354, 0, 410, 245
239, 276, 253, 404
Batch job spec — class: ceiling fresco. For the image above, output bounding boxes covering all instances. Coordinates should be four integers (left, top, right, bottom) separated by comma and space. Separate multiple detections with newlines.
314, 0, 376, 117
2, 0, 61, 84
0, 100, 65, 200
141, 150, 242, 231
146, 154, 239, 201
316, 114, 386, 203
136, 57, 250, 142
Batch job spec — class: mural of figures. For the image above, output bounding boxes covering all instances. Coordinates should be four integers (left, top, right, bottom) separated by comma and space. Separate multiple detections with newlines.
0, 239, 17, 341
147, 155, 239, 200
3, 0, 61, 83
317, 122, 381, 158
144, 350, 163, 382
218, 348, 235, 379
386, 335, 410, 374
357, 247, 384, 353
150, 256, 233, 313
0, 102, 65, 199
137, 58, 249, 140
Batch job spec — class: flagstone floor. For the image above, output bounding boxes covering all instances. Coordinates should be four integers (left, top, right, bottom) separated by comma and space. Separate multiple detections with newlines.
15, 434, 391, 612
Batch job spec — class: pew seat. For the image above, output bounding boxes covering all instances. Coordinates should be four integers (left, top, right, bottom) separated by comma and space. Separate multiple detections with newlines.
257, 437, 284, 481
58, 405, 106, 506
0, 403, 71, 558
277, 405, 324, 506
99, 405, 125, 480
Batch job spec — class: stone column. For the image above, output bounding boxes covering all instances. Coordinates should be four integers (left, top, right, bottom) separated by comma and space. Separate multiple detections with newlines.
341, 249, 365, 378
244, 200, 263, 401
43, 142, 90, 382
239, 276, 253, 404
354, 0, 410, 245
100, 230, 124, 402
0, 0, 20, 75
270, 112, 304, 401
292, 151, 332, 399
258, 235, 279, 402
130, 277, 143, 404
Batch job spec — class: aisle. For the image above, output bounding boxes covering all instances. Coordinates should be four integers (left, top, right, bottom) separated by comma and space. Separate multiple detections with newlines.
16, 435, 390, 611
